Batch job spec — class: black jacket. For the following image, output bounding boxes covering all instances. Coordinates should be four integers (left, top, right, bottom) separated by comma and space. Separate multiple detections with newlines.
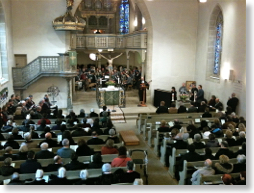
48, 177, 72, 185
0, 166, 15, 176
178, 106, 187, 113
28, 179, 48, 185
64, 160, 86, 170
3, 140, 20, 149
20, 159, 42, 174
39, 139, 59, 148
215, 148, 234, 159
156, 106, 168, 114
179, 152, 202, 171
76, 145, 94, 156
87, 137, 105, 145
35, 150, 55, 159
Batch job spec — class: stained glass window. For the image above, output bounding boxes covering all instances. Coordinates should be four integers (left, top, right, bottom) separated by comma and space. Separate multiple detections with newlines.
119, 0, 129, 34
213, 12, 223, 74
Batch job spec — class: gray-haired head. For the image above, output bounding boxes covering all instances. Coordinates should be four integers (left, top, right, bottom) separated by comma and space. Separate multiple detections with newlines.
237, 154, 246, 164
40, 142, 49, 150
239, 131, 246, 138
62, 138, 69, 146
194, 134, 201, 142
12, 172, 20, 180
133, 178, 143, 185
204, 159, 212, 167
182, 133, 189, 140
109, 128, 116, 136
24, 132, 32, 141
102, 163, 111, 174
19, 144, 28, 152
4, 157, 12, 166
58, 167, 66, 178
35, 169, 44, 179
80, 170, 89, 180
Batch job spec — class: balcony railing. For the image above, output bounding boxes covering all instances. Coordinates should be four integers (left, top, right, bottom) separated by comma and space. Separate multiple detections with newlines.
71, 30, 147, 50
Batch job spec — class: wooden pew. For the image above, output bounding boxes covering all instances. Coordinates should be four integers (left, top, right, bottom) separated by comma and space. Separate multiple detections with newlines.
196, 172, 240, 185
0, 167, 127, 182
178, 158, 238, 185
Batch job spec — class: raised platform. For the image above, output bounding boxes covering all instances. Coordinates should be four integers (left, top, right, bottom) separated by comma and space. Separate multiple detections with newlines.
119, 130, 140, 146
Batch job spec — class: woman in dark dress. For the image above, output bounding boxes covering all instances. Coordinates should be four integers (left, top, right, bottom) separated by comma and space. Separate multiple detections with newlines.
76, 139, 94, 156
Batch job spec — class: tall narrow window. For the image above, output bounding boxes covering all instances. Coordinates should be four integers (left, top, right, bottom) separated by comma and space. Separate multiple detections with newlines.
214, 11, 223, 74
119, 0, 129, 34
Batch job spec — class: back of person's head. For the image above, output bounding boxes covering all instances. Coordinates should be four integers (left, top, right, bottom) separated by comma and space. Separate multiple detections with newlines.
71, 153, 78, 161
106, 139, 114, 148
12, 172, 20, 180
214, 119, 220, 125
219, 155, 229, 164
5, 146, 13, 154
58, 167, 66, 178
118, 146, 127, 156
221, 141, 229, 148
194, 134, 201, 142
4, 157, 12, 166
102, 163, 111, 174
54, 155, 62, 164
19, 144, 28, 153
171, 128, 179, 138
60, 125, 66, 132
237, 154, 246, 164
80, 109, 85, 114
62, 138, 69, 146
228, 124, 235, 133
35, 169, 44, 179
43, 127, 51, 133
27, 150, 35, 159
160, 101, 165, 106
187, 144, 195, 153
108, 128, 116, 136
40, 119, 47, 127
62, 130, 71, 139
204, 159, 212, 167
45, 132, 52, 139
238, 123, 246, 132
239, 131, 246, 138
205, 147, 212, 155
133, 179, 143, 185
127, 161, 134, 170
208, 133, 215, 140
102, 106, 107, 111
40, 142, 48, 150
12, 128, 19, 135
56, 119, 62, 125
225, 130, 233, 139
222, 174, 233, 185
91, 131, 98, 137
92, 153, 102, 163
80, 170, 88, 180
161, 120, 166, 127
201, 101, 205, 105
78, 139, 87, 146
201, 120, 208, 127
24, 132, 32, 141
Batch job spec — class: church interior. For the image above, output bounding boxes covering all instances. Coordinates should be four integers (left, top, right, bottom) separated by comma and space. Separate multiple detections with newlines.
0, 0, 247, 186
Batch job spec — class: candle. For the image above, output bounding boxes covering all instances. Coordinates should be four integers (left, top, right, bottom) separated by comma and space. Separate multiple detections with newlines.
172, 93, 174, 101
118, 78, 119, 84
100, 78, 102, 85
194, 91, 196, 102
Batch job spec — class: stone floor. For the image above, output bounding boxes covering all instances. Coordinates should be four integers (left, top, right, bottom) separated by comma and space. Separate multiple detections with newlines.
71, 89, 178, 185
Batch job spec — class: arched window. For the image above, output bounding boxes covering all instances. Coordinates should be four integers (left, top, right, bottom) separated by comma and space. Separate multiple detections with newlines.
119, 0, 129, 34
206, 5, 223, 82
213, 11, 223, 74
0, 1, 8, 84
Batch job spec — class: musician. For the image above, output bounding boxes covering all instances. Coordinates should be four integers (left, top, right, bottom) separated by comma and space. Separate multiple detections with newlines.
171, 87, 177, 101
190, 84, 198, 101
124, 74, 133, 88
138, 77, 150, 105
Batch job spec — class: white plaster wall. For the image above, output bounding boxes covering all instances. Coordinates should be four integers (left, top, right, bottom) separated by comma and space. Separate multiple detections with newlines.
0, 0, 15, 106
143, 0, 198, 95
11, 0, 67, 63
22, 77, 68, 109
195, 0, 246, 117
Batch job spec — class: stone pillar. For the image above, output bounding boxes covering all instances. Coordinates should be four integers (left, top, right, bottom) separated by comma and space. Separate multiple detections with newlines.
98, 54, 101, 69
65, 77, 73, 110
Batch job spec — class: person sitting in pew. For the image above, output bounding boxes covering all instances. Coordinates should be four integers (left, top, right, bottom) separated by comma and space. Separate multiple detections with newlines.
232, 154, 246, 173
29, 125, 39, 139
202, 107, 212, 118
97, 163, 116, 185
56, 139, 75, 159
74, 170, 94, 185
67, 112, 80, 127
11, 128, 23, 140
236, 131, 246, 146
39, 132, 58, 148
21, 114, 35, 127
157, 120, 171, 132
169, 119, 182, 132
111, 146, 132, 167
48, 167, 72, 185
224, 130, 237, 147
90, 118, 103, 135
187, 102, 198, 113
36, 119, 47, 132
234, 142, 246, 157
214, 155, 234, 174
51, 119, 62, 131
105, 129, 120, 144
89, 108, 99, 118
103, 119, 115, 135
46, 155, 63, 172
122, 161, 141, 183
71, 124, 89, 137
76, 139, 94, 157
198, 101, 208, 113
18, 144, 29, 160
193, 134, 205, 149
21, 132, 38, 150
214, 141, 234, 159
7, 172, 24, 185
35, 142, 55, 159
201, 147, 215, 160
156, 101, 168, 114
3, 134, 20, 150
190, 159, 215, 185
87, 131, 105, 145
188, 124, 202, 139
0, 146, 19, 161
64, 153, 86, 171
78, 109, 86, 118
39, 127, 57, 139
37, 113, 51, 125
101, 139, 119, 155
0, 157, 15, 176
202, 127, 211, 139
80, 118, 91, 129
88, 153, 104, 169
59, 131, 76, 146
20, 150, 42, 174
28, 169, 48, 185
177, 102, 187, 114
206, 134, 220, 148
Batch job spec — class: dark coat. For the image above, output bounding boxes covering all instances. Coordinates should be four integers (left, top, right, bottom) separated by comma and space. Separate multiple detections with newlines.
206, 140, 220, 148
98, 173, 116, 185
236, 138, 246, 146
87, 137, 105, 145
76, 145, 94, 157
232, 163, 246, 173
227, 97, 239, 112
202, 112, 212, 118
215, 148, 234, 159
179, 151, 202, 171
46, 164, 62, 172
39, 139, 59, 148
19, 159, 42, 174
156, 106, 168, 114
0, 166, 15, 176
187, 106, 198, 113
7, 179, 24, 185
122, 171, 141, 183
71, 128, 89, 137
35, 150, 55, 159
0, 153, 19, 161
225, 138, 237, 147
28, 179, 48, 185
48, 177, 72, 185
18, 152, 28, 160
105, 136, 120, 144
3, 140, 20, 149
64, 160, 86, 170
178, 106, 187, 113
88, 162, 104, 169
157, 127, 171, 132
193, 142, 205, 149
12, 134, 23, 140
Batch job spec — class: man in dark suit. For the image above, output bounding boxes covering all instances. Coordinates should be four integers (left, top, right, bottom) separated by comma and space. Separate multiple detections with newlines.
87, 131, 105, 145
20, 151, 42, 174
156, 101, 168, 114
227, 93, 239, 113
187, 102, 198, 113
213, 98, 223, 110
35, 142, 55, 159
46, 155, 63, 172
196, 85, 204, 104
38, 132, 58, 148
177, 102, 187, 113
214, 141, 234, 159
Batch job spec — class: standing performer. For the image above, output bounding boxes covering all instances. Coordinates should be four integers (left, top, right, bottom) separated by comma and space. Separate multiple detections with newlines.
190, 83, 198, 101
138, 77, 150, 106
99, 53, 123, 75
